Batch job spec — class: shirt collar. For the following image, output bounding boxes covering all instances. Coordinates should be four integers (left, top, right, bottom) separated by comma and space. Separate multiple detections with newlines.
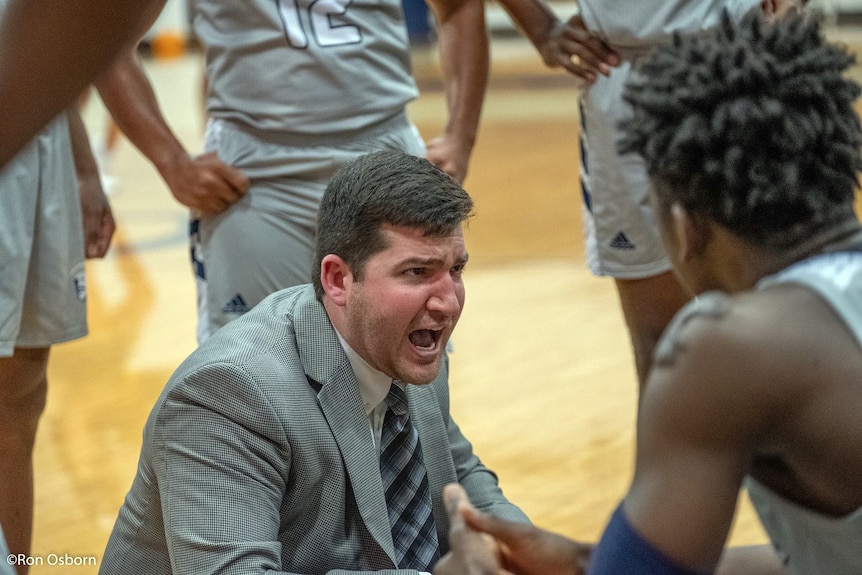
335, 330, 392, 416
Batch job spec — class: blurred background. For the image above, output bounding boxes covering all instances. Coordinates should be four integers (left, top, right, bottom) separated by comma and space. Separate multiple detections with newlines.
29, 1, 862, 571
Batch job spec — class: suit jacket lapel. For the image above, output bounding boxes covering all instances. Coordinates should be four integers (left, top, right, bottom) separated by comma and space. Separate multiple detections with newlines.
293, 287, 398, 565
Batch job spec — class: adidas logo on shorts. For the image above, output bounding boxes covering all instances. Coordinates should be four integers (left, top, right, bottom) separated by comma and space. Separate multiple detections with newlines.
609, 231, 636, 250
222, 293, 250, 314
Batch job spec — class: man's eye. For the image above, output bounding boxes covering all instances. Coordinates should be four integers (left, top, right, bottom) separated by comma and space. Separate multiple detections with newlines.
406, 268, 425, 276
452, 264, 466, 274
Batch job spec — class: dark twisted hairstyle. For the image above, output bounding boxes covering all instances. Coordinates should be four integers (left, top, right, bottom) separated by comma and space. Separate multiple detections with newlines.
619, 11, 862, 248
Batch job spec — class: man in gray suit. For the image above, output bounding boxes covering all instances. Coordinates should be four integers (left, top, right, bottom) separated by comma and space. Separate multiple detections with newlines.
100, 150, 528, 575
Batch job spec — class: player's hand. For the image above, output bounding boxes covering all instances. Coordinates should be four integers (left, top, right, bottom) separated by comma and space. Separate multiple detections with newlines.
425, 135, 470, 184
78, 171, 116, 259
161, 151, 249, 215
456, 483, 593, 575
538, 15, 620, 85
435, 484, 511, 575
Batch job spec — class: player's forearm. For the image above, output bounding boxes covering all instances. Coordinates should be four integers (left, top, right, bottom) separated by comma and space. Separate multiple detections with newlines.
430, 0, 489, 151
96, 48, 191, 177
0, 0, 166, 170
66, 106, 102, 191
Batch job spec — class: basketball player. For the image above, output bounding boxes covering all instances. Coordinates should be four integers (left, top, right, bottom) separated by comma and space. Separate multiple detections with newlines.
498, 0, 806, 388
0, 1, 116, 565
435, 11, 862, 575
96, 0, 490, 342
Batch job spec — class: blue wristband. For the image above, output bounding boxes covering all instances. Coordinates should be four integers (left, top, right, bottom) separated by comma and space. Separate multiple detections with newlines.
587, 504, 711, 575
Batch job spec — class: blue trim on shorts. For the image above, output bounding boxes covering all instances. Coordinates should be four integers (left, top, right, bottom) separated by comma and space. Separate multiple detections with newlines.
578, 98, 593, 214
189, 218, 206, 280
587, 504, 711, 575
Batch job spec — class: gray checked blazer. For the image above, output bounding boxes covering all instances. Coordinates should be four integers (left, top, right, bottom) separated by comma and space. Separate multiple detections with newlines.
100, 284, 528, 575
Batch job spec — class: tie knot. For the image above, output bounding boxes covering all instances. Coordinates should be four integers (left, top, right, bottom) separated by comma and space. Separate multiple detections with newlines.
385, 383, 409, 417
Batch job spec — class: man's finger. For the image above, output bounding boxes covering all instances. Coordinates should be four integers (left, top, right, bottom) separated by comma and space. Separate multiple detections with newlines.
219, 164, 250, 194
201, 151, 249, 194
461, 501, 528, 546
443, 483, 469, 519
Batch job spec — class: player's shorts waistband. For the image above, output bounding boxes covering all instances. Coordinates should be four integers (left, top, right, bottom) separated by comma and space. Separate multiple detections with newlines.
211, 110, 412, 148
607, 26, 737, 62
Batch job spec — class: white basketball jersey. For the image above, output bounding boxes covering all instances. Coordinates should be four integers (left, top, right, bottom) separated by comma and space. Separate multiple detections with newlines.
578, 0, 761, 50
190, 0, 418, 136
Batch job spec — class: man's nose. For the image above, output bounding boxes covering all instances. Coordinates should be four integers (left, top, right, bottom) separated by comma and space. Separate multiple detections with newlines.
427, 274, 462, 315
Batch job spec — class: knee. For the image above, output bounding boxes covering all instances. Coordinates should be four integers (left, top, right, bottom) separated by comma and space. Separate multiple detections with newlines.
0, 349, 50, 446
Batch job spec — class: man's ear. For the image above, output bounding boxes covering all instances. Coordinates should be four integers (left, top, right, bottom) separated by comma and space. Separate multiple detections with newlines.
671, 203, 709, 261
320, 254, 352, 306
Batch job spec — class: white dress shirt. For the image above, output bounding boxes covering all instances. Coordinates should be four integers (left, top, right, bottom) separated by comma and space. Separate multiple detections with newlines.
335, 331, 433, 575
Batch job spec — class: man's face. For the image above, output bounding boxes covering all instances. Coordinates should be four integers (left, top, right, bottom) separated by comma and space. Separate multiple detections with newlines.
342, 223, 467, 385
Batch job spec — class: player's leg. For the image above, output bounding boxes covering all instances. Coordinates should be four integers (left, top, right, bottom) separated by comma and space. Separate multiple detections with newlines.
194, 181, 319, 340
194, 121, 328, 340
194, 114, 425, 341
0, 348, 49, 575
615, 271, 691, 391
0, 117, 88, 572
579, 72, 691, 391
0, 135, 40, 572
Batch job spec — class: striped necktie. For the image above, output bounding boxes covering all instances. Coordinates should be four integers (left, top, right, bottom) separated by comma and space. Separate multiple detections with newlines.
379, 383, 440, 570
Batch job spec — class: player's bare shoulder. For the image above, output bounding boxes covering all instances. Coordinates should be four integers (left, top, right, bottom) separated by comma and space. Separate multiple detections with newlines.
645, 289, 802, 428
653, 291, 736, 371
653, 283, 856, 402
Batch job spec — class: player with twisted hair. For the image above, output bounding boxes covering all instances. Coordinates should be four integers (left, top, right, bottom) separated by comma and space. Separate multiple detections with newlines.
620, 11, 861, 252
497, 0, 807, 391
434, 11, 862, 575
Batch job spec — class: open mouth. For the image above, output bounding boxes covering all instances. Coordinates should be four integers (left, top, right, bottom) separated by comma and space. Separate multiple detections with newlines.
408, 329, 442, 350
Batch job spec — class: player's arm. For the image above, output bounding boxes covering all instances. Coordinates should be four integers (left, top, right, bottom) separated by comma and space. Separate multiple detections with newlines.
437, 483, 592, 575
494, 0, 618, 81
437, 298, 787, 575
66, 106, 116, 259
0, 0, 166, 170
589, 305, 775, 574
96, 48, 249, 215
422, 0, 489, 183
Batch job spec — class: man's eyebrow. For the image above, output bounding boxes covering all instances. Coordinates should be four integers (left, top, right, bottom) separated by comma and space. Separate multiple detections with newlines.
398, 256, 445, 267
397, 253, 469, 267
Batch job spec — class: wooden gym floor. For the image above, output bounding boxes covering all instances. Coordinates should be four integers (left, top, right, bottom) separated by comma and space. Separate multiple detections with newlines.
29, 30, 862, 571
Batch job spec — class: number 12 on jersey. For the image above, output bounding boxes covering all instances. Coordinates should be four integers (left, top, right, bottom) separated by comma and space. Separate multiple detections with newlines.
277, 0, 362, 48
